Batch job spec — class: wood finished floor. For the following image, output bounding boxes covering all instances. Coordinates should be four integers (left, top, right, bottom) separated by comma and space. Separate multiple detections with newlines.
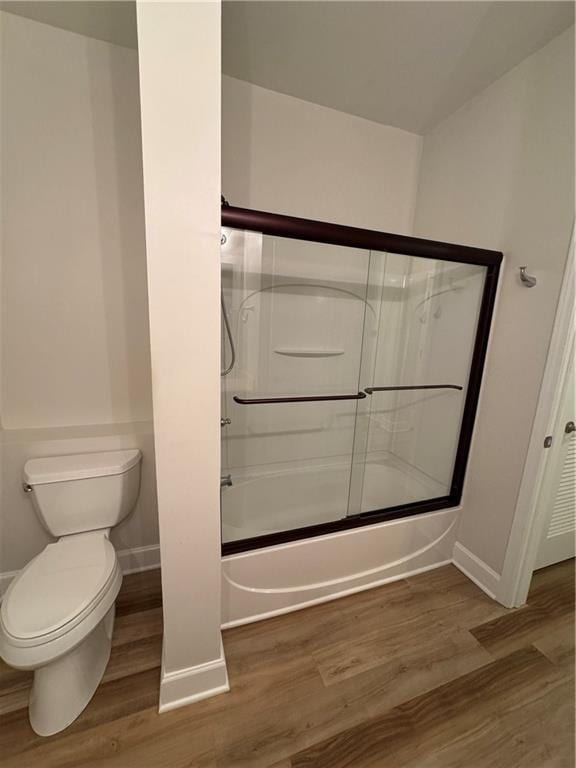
0, 559, 573, 767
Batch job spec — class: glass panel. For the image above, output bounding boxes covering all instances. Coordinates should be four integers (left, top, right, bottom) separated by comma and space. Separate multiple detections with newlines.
220, 228, 370, 543
348, 252, 487, 515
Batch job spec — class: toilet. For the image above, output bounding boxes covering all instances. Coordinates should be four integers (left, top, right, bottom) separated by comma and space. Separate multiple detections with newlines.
0, 449, 142, 736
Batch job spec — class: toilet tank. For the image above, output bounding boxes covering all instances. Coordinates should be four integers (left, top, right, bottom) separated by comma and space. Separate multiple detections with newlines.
23, 450, 142, 537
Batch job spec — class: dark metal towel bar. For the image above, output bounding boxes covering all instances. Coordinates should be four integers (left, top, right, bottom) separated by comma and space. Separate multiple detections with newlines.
364, 385, 463, 394
233, 387, 462, 404
233, 392, 367, 405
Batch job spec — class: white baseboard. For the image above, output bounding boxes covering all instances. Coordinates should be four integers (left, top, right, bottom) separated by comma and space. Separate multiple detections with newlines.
117, 543, 160, 575
0, 543, 160, 597
452, 542, 501, 599
158, 638, 229, 713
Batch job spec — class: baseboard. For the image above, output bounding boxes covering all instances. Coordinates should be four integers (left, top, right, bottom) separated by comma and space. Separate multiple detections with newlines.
159, 638, 229, 713
117, 543, 161, 575
0, 543, 160, 598
452, 542, 501, 599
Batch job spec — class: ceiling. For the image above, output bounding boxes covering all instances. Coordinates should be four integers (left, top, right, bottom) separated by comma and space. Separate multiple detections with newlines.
223, 1, 574, 134
0, 1, 137, 49
2, 1, 572, 134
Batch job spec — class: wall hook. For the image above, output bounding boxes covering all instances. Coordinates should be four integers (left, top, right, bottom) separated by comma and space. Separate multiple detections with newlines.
519, 266, 537, 288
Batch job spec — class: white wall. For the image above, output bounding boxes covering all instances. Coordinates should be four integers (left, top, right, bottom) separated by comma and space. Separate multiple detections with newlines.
414, 28, 574, 574
136, 0, 228, 711
1, 11, 152, 429
0, 11, 157, 583
223, 75, 422, 232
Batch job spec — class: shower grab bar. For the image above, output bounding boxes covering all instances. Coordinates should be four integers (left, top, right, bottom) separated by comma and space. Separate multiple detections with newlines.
364, 384, 463, 394
233, 392, 367, 404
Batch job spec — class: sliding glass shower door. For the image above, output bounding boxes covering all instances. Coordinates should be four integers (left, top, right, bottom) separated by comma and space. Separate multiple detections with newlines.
220, 229, 370, 543
220, 209, 500, 552
348, 252, 486, 517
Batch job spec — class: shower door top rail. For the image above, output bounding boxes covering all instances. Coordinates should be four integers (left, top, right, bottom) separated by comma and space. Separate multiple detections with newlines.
233, 392, 367, 404
364, 384, 463, 394
222, 204, 503, 267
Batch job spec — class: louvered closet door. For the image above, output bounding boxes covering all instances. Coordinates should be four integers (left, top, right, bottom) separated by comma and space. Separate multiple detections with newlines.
535, 341, 575, 570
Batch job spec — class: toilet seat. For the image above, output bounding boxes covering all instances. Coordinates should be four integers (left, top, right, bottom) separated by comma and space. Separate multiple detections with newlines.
2, 533, 117, 646
0, 534, 122, 668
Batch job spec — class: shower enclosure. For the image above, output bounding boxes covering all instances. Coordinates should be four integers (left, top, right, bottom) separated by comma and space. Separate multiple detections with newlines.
220, 205, 501, 554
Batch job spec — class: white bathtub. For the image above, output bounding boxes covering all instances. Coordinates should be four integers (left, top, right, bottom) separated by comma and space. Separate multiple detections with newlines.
221, 454, 457, 626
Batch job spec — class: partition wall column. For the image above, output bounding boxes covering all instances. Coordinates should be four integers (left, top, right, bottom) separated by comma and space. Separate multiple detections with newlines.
136, 0, 228, 711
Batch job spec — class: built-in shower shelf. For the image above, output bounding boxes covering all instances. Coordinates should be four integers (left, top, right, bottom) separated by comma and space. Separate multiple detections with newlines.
274, 348, 345, 358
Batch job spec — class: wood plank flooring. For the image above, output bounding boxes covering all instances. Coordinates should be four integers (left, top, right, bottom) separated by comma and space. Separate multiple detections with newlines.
0, 559, 573, 767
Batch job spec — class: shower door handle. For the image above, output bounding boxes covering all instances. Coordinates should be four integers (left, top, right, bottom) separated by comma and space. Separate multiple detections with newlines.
364, 384, 463, 394
233, 392, 367, 404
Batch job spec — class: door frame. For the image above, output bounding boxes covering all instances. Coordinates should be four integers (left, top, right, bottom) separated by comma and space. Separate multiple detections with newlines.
221, 204, 502, 554
534, 332, 574, 569
497, 227, 575, 607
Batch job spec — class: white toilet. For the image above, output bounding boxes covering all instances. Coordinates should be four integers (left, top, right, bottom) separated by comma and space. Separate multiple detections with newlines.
0, 449, 142, 736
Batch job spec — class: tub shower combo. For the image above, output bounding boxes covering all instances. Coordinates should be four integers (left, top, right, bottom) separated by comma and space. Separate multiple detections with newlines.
219, 204, 501, 624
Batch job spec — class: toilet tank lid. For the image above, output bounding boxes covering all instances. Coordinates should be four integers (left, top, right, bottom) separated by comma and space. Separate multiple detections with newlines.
24, 449, 141, 485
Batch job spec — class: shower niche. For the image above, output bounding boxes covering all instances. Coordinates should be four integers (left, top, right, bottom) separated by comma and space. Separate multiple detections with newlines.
220, 206, 501, 553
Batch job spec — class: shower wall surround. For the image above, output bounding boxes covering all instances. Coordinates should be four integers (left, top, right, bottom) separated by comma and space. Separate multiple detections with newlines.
221, 233, 368, 472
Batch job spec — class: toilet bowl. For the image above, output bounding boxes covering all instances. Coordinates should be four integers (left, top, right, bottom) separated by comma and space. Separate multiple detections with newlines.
0, 449, 142, 736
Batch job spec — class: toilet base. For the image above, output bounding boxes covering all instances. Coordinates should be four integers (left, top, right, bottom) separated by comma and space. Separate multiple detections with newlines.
29, 606, 115, 736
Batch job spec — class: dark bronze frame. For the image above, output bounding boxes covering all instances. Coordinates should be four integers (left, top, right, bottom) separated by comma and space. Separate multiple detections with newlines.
221, 205, 502, 556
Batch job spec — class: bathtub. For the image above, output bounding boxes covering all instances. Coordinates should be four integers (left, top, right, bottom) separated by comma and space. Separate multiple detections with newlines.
220, 453, 458, 626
